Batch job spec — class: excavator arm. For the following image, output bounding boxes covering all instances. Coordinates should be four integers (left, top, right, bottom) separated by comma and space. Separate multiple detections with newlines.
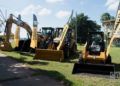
30, 14, 38, 48
0, 14, 32, 51
5, 14, 32, 43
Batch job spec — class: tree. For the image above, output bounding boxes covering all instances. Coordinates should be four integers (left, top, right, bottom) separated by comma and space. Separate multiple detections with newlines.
100, 13, 115, 22
69, 13, 101, 43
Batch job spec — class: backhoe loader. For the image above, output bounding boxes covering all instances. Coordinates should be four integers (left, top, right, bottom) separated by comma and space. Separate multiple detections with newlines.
34, 11, 77, 61
34, 25, 77, 61
72, 3, 120, 75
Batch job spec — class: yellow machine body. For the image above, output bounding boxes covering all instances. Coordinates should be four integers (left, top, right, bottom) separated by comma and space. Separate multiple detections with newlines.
34, 24, 69, 61
72, 32, 115, 74
14, 26, 20, 47
35, 49, 64, 61
80, 32, 108, 63
30, 27, 38, 48
82, 43, 107, 62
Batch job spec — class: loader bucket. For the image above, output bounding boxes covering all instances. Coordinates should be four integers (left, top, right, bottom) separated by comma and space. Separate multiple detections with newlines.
72, 63, 115, 75
34, 49, 64, 61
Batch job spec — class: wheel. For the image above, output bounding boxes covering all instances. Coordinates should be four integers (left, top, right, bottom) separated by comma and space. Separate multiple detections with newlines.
65, 47, 70, 58
71, 43, 77, 54
63, 44, 70, 59
106, 54, 111, 64
78, 53, 84, 63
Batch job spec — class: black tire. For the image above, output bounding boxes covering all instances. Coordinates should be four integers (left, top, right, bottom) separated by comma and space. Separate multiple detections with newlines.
106, 54, 111, 64
63, 45, 70, 59
71, 43, 77, 54
78, 53, 84, 63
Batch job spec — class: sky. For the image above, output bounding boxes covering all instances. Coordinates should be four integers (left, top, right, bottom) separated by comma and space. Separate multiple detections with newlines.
0, 0, 119, 38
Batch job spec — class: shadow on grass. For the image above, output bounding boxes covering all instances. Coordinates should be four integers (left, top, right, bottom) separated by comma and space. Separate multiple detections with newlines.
63, 51, 81, 63
15, 50, 80, 64
7, 56, 49, 66
19, 52, 35, 57
114, 63, 120, 71
31, 68, 73, 86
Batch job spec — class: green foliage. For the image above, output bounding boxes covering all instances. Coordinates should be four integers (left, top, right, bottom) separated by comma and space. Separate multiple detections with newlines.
69, 13, 101, 43
100, 13, 115, 22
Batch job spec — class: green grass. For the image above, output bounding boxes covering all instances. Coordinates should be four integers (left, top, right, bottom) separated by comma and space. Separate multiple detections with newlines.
1, 46, 120, 86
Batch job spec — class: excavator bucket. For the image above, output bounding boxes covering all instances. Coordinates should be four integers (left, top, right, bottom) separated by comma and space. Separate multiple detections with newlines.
34, 49, 64, 61
72, 63, 115, 75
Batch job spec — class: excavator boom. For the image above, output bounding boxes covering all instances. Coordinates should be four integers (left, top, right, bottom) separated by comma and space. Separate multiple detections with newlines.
0, 14, 32, 51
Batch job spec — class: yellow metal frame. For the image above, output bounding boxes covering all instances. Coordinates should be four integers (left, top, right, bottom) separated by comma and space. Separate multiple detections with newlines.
34, 24, 70, 61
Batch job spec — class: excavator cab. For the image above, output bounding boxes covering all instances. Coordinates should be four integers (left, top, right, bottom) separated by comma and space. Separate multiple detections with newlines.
15, 34, 31, 52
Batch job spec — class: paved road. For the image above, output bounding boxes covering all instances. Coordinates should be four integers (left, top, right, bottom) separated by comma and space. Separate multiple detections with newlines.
0, 53, 64, 86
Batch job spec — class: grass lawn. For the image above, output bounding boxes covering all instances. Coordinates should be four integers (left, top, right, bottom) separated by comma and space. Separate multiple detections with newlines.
1, 45, 120, 86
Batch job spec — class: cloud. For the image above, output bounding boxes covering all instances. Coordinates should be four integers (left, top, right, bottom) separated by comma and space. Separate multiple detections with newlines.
38, 8, 51, 16
46, 0, 64, 3
105, 0, 119, 11
15, 4, 52, 16
56, 10, 70, 19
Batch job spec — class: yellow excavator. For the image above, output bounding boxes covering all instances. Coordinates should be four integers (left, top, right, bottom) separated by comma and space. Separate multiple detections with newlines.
34, 11, 77, 61
72, 3, 120, 74
0, 14, 32, 51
